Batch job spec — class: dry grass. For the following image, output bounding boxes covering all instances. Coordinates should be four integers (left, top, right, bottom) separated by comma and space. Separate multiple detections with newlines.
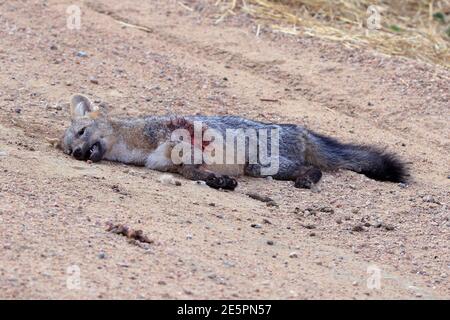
215, 0, 450, 68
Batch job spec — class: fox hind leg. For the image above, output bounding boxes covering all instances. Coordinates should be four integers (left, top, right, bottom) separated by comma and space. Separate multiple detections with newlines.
245, 157, 322, 189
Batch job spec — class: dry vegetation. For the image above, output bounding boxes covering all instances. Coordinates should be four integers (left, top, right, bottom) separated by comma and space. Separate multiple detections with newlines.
215, 0, 450, 68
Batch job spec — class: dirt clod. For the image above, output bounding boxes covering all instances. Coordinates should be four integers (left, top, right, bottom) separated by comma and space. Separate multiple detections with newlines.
106, 222, 154, 244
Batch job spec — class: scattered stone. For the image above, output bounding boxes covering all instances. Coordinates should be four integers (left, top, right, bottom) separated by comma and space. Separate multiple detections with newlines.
374, 221, 383, 228
422, 195, 436, 203
320, 206, 334, 213
309, 232, 316, 237
208, 203, 216, 207
383, 224, 395, 231
262, 218, 272, 225
398, 182, 408, 188
111, 184, 129, 196
158, 280, 167, 285
50, 44, 58, 50
183, 289, 194, 295
98, 252, 106, 259
335, 218, 342, 224
289, 252, 298, 258
76, 51, 88, 57
266, 240, 274, 245
14, 108, 21, 114
223, 260, 235, 268
301, 224, 316, 230
89, 76, 99, 84
251, 223, 262, 229
352, 224, 365, 232
106, 222, 153, 244
246, 192, 274, 203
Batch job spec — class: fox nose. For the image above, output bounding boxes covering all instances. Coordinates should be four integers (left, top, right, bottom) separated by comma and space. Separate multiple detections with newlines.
73, 147, 84, 160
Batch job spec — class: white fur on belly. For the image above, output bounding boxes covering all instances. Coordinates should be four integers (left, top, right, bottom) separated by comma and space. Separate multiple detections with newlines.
145, 142, 174, 171
104, 142, 148, 165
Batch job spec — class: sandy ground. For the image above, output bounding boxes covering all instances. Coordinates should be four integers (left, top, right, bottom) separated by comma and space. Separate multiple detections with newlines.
0, 0, 449, 299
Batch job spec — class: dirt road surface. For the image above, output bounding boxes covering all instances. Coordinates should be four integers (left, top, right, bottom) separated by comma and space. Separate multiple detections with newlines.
0, 0, 449, 299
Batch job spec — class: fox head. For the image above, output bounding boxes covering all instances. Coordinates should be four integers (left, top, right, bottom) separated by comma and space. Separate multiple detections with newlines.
61, 94, 113, 162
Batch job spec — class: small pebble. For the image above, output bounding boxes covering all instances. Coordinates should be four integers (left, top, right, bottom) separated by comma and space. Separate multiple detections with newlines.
89, 77, 99, 84
289, 252, 298, 258
320, 207, 334, 213
352, 224, 365, 232
266, 240, 274, 245
98, 252, 106, 259
76, 51, 88, 57
251, 223, 262, 229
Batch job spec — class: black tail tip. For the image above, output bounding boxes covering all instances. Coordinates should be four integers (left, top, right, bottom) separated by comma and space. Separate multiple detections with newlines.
361, 152, 408, 183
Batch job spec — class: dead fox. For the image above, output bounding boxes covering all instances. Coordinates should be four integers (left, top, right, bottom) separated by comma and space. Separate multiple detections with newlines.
60, 94, 407, 190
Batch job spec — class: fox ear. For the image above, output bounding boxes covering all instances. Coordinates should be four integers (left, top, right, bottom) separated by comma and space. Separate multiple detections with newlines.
70, 94, 100, 119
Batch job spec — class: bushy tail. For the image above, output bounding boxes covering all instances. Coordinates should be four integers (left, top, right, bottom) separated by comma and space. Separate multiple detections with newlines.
305, 131, 408, 183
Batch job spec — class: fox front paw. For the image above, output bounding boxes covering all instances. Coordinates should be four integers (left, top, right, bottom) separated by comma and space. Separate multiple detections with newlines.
294, 167, 322, 189
205, 174, 238, 191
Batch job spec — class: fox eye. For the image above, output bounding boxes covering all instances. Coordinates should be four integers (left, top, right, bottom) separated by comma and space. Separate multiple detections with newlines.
77, 127, 86, 136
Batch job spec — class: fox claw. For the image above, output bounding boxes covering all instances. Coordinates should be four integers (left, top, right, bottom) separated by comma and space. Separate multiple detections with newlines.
206, 174, 237, 191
